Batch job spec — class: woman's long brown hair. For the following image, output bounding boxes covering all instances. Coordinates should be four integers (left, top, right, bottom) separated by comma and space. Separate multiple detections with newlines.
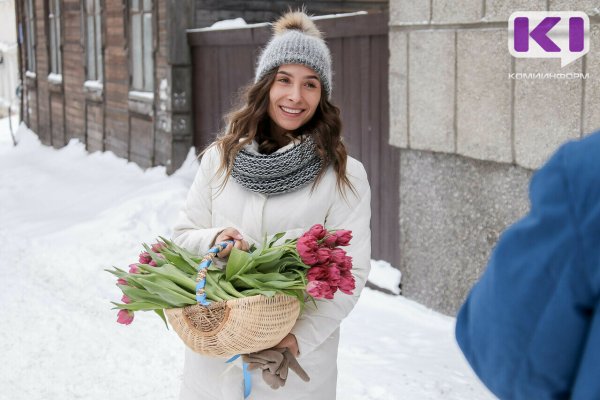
201, 67, 357, 200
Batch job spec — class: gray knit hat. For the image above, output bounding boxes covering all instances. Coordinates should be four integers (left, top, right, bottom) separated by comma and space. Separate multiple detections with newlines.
255, 11, 332, 97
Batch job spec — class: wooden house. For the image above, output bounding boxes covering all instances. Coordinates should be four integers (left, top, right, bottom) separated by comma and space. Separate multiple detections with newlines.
14, 0, 388, 173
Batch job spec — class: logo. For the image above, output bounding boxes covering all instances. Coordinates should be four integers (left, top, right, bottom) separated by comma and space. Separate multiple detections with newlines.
508, 12, 590, 67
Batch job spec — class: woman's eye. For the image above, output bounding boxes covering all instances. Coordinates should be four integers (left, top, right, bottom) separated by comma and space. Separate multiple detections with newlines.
305, 82, 317, 88
278, 78, 290, 83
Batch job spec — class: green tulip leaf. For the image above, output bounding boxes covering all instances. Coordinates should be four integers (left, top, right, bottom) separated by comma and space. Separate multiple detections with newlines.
225, 247, 253, 281
267, 232, 286, 247
155, 309, 169, 330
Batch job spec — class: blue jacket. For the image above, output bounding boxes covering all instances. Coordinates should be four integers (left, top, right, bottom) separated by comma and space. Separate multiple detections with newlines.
456, 132, 600, 399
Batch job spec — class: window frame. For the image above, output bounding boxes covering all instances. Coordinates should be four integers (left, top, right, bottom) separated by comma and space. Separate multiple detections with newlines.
127, 0, 155, 94
47, 0, 63, 77
23, 0, 36, 73
82, 0, 104, 83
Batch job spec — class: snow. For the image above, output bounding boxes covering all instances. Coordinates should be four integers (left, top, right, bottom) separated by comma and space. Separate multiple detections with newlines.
129, 90, 155, 102
191, 21, 268, 33
47, 73, 63, 84
210, 18, 248, 29
368, 259, 402, 294
84, 80, 104, 90
0, 42, 18, 52
194, 11, 369, 33
0, 119, 494, 400
311, 11, 368, 20
0, 113, 17, 144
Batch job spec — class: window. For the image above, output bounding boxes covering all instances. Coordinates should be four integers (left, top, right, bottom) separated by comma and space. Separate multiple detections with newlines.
24, 0, 36, 72
48, 0, 62, 75
83, 0, 103, 81
129, 0, 154, 92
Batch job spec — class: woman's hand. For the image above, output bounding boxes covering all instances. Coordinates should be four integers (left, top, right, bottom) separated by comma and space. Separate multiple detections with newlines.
213, 227, 250, 258
275, 333, 299, 357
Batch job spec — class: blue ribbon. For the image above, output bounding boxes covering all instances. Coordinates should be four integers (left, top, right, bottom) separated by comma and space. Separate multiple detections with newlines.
226, 354, 252, 399
195, 240, 234, 305
201, 241, 249, 397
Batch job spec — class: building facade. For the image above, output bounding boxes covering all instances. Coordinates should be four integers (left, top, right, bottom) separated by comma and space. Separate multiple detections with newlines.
15, 0, 387, 172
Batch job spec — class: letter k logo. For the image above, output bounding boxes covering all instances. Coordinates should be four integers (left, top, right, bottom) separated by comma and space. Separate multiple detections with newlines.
508, 12, 589, 67
514, 17, 561, 52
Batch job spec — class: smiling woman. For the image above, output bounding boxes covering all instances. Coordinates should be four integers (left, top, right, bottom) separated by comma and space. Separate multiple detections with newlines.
268, 65, 322, 142
172, 9, 372, 400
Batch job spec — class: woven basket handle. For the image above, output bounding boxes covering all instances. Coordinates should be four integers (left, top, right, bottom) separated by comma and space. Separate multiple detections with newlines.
195, 240, 234, 305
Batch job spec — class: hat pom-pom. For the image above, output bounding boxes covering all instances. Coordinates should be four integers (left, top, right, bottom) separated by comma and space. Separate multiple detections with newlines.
273, 10, 322, 39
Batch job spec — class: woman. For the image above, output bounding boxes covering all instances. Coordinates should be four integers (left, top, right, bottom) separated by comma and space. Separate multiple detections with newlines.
172, 10, 371, 400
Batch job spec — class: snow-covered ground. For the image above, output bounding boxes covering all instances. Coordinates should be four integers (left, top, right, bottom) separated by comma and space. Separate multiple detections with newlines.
0, 120, 494, 400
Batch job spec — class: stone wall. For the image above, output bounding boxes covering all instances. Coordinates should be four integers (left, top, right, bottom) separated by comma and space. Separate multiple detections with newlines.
389, 0, 600, 314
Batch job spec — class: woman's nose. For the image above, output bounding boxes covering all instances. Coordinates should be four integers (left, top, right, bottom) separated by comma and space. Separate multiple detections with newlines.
287, 84, 303, 102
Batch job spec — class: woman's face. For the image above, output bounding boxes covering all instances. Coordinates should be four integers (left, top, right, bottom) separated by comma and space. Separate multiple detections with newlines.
267, 64, 322, 135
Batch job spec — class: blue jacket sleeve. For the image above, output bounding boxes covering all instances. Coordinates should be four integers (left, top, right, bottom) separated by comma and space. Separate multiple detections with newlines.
455, 138, 600, 400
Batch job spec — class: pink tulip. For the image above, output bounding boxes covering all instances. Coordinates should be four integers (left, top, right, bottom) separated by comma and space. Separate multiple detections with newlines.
316, 247, 331, 264
297, 234, 319, 265
139, 252, 152, 264
330, 248, 347, 264
128, 264, 140, 274
333, 230, 353, 246
117, 278, 128, 286
121, 295, 131, 304
149, 260, 157, 267
307, 266, 329, 281
308, 224, 328, 240
338, 270, 356, 295
117, 309, 134, 325
306, 280, 335, 299
151, 242, 165, 253
323, 234, 337, 248
340, 255, 353, 271
327, 264, 342, 286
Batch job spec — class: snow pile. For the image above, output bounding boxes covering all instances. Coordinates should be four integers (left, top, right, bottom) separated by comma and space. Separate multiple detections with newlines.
368, 260, 402, 295
0, 119, 493, 400
0, 114, 18, 144
210, 17, 247, 29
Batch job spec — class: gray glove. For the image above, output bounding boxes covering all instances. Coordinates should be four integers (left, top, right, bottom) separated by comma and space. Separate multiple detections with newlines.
242, 348, 310, 389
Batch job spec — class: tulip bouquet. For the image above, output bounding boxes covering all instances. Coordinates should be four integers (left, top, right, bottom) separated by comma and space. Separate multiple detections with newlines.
107, 224, 355, 326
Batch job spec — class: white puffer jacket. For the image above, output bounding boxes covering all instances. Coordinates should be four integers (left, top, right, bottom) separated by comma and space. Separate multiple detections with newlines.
172, 139, 371, 400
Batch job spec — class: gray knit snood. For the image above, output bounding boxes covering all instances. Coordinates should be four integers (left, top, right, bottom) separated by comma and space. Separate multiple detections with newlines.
231, 135, 323, 196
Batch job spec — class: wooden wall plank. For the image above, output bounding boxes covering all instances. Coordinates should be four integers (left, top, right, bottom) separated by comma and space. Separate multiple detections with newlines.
86, 102, 105, 152
50, 93, 66, 147
129, 115, 154, 167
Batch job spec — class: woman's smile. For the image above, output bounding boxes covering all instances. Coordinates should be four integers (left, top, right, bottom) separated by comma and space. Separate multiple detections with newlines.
280, 105, 305, 116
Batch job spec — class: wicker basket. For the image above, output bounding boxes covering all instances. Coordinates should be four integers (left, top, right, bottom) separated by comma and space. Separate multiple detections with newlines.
165, 241, 300, 357
165, 294, 300, 357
